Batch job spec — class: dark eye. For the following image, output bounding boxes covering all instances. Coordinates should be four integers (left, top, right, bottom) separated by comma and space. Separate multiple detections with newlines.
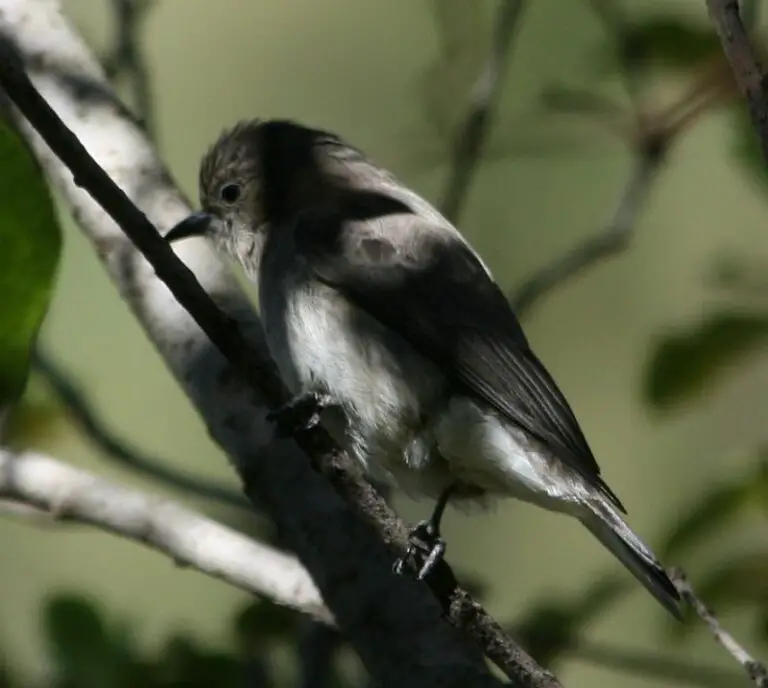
219, 183, 241, 204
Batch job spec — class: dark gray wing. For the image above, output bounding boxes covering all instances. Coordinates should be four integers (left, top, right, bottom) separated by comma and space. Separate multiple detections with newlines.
295, 211, 624, 512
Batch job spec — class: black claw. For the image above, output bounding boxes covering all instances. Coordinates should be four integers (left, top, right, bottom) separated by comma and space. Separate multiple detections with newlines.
393, 519, 447, 581
267, 391, 333, 436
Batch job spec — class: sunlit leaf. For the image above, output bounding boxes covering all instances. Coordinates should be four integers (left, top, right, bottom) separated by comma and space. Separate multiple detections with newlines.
0, 122, 61, 412
643, 312, 768, 409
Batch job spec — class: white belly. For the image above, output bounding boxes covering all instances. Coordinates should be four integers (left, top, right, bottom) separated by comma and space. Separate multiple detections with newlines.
262, 278, 450, 487
434, 397, 589, 513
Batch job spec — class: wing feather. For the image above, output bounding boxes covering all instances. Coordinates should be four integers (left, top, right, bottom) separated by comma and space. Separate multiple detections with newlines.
294, 211, 624, 512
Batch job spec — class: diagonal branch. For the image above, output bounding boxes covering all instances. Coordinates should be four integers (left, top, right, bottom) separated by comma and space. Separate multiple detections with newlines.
0, 4, 553, 685
33, 347, 251, 511
440, 0, 527, 223
0, 448, 330, 623
706, 0, 768, 168
510, 143, 664, 315
671, 568, 768, 687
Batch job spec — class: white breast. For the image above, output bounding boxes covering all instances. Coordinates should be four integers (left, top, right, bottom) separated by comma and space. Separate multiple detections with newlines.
262, 272, 447, 482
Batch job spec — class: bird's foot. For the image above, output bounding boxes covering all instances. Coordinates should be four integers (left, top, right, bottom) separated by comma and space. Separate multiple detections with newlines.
267, 391, 333, 437
393, 519, 446, 581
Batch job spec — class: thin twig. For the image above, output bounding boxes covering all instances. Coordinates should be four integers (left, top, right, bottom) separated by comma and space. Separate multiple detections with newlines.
33, 347, 250, 511
511, 144, 664, 315
706, 0, 768, 168
103, 0, 155, 137
570, 639, 752, 687
670, 568, 768, 687
0, 20, 553, 687
0, 449, 331, 622
440, 0, 527, 223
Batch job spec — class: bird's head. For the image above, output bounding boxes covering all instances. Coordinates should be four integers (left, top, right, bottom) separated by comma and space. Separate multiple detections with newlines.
165, 120, 269, 272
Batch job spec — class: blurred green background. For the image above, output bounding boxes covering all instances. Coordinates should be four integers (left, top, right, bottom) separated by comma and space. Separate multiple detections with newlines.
1, 0, 766, 686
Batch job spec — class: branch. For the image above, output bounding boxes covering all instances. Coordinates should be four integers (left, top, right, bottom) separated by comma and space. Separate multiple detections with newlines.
570, 640, 752, 687
510, 143, 664, 315
0, 449, 330, 622
0, 4, 549, 685
670, 568, 768, 687
32, 347, 251, 512
706, 0, 768, 168
440, 0, 527, 223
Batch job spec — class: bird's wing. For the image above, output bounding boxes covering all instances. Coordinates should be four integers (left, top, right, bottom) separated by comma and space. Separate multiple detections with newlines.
293, 211, 624, 511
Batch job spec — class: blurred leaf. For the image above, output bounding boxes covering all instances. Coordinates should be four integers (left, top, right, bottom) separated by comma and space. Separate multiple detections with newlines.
644, 312, 768, 409
594, 15, 720, 76
512, 576, 628, 665
43, 594, 115, 688
160, 636, 241, 688
748, 455, 768, 514
732, 106, 768, 191
0, 663, 11, 688
3, 395, 64, 449
233, 598, 297, 644
0, 122, 61, 411
708, 252, 768, 294
699, 551, 768, 606
662, 454, 768, 561
660, 481, 749, 559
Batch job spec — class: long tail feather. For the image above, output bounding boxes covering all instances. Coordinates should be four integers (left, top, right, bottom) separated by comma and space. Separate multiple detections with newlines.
582, 500, 681, 620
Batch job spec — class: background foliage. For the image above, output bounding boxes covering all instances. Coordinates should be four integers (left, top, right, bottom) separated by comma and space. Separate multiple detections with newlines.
0, 1, 766, 686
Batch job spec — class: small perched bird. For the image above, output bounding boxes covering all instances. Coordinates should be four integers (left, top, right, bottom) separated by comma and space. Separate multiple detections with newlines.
166, 119, 681, 619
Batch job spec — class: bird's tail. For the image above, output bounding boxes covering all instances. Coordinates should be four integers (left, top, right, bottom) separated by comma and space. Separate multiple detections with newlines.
581, 499, 682, 620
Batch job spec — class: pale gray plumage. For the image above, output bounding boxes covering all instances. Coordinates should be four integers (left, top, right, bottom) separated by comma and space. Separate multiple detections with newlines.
165, 119, 681, 619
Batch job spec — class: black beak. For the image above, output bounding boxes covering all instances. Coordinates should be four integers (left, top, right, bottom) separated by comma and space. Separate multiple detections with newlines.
165, 212, 213, 243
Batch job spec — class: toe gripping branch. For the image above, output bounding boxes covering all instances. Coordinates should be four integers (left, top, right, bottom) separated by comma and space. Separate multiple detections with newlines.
394, 483, 455, 581
267, 391, 334, 436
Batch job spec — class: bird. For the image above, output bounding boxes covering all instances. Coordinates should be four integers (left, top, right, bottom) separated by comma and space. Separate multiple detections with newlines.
165, 118, 681, 619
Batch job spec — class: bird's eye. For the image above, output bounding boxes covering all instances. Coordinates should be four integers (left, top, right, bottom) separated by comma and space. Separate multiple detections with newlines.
219, 183, 241, 204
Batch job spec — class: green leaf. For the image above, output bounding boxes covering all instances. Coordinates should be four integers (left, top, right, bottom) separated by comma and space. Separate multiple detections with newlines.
643, 312, 768, 409
594, 15, 720, 76
0, 122, 61, 409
